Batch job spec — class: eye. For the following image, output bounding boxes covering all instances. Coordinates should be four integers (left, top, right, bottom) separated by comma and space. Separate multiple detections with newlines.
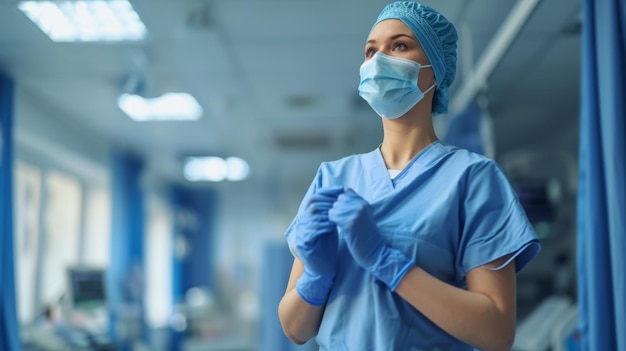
392, 42, 408, 51
365, 47, 377, 59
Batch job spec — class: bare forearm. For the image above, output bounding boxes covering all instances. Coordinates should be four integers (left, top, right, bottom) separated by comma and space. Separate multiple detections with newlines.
396, 265, 516, 351
278, 288, 325, 344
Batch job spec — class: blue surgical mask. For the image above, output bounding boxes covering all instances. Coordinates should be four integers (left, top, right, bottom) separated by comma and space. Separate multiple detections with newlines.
358, 52, 436, 119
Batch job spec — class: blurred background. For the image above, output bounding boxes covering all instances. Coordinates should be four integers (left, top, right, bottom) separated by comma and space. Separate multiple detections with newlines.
0, 0, 595, 350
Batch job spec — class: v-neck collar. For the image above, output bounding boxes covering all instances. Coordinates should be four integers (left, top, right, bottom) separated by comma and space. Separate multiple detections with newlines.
364, 140, 445, 193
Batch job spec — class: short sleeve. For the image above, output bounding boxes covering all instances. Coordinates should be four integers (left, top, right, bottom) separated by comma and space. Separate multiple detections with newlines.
456, 160, 541, 276
284, 166, 324, 258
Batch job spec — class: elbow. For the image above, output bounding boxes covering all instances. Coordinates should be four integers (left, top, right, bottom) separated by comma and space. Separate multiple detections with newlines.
486, 312, 516, 351
493, 335, 515, 351
281, 328, 309, 345
278, 299, 314, 345
279, 318, 311, 345
481, 341, 513, 351
475, 317, 515, 351
497, 321, 516, 351
481, 328, 515, 351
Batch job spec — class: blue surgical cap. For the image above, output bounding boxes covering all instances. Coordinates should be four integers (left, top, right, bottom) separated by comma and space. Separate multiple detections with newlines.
372, 1, 458, 116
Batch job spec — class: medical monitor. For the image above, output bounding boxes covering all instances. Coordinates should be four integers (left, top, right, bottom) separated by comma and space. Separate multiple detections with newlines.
513, 179, 556, 224
67, 266, 107, 310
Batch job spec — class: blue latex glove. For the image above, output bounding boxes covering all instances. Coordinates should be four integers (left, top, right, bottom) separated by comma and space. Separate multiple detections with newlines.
328, 188, 414, 291
294, 186, 344, 306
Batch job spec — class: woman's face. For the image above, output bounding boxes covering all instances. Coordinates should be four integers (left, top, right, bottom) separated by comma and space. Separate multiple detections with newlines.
365, 19, 435, 89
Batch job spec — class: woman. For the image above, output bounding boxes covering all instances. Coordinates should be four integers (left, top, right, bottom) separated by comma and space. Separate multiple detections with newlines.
278, 2, 540, 350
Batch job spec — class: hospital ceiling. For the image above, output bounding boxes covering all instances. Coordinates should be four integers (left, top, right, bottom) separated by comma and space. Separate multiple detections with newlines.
0, 0, 582, 195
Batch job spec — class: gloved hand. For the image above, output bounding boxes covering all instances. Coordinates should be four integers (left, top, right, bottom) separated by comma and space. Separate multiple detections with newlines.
328, 188, 414, 291
294, 186, 344, 306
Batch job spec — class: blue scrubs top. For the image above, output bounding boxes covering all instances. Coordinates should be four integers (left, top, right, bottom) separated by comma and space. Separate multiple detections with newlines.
285, 141, 540, 351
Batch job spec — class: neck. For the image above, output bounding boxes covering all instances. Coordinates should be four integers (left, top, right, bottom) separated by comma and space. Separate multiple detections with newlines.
379, 113, 438, 170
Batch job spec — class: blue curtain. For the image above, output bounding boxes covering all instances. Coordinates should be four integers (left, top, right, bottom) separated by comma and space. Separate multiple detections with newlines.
577, 0, 626, 350
109, 151, 146, 347
260, 242, 293, 351
168, 186, 217, 351
260, 242, 317, 351
168, 188, 184, 351
174, 188, 216, 292
443, 101, 486, 155
0, 74, 22, 350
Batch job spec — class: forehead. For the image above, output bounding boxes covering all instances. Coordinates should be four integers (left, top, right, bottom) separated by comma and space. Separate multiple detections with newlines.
367, 19, 416, 41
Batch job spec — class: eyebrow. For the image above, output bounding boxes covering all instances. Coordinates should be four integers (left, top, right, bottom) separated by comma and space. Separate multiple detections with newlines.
366, 33, 417, 45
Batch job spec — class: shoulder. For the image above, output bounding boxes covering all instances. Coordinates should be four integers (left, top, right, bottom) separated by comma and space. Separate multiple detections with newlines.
309, 149, 378, 189
318, 149, 375, 175
436, 141, 501, 175
433, 143, 515, 200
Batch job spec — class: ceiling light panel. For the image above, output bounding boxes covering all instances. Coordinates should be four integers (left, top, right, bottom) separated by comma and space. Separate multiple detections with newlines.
18, 0, 147, 42
184, 157, 250, 182
118, 93, 203, 122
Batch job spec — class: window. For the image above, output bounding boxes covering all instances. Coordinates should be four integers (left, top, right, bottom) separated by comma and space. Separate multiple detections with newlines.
14, 161, 42, 323
40, 170, 82, 308
145, 194, 173, 328
82, 187, 111, 266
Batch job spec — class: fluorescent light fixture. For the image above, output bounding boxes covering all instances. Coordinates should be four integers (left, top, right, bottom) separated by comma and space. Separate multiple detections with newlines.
184, 157, 250, 182
225, 157, 250, 181
184, 157, 226, 182
118, 93, 203, 121
18, 0, 147, 42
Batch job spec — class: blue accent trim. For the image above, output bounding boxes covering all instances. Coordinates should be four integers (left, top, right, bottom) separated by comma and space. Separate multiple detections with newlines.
577, 0, 626, 349
0, 73, 22, 350
109, 151, 147, 344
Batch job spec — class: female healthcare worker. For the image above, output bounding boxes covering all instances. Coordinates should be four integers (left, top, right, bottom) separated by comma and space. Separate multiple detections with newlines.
278, 2, 541, 351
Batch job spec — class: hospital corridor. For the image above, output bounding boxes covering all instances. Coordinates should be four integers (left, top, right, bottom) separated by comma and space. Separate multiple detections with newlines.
0, 0, 624, 350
